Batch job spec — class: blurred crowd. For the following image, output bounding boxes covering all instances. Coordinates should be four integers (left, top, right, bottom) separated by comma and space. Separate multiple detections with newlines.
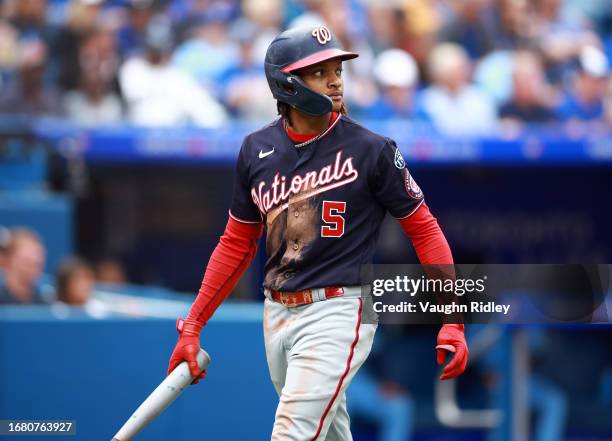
0, 225, 127, 310
0, 0, 610, 136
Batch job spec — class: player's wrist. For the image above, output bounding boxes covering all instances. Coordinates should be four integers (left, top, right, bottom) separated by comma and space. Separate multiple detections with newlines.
441, 324, 464, 332
176, 317, 204, 337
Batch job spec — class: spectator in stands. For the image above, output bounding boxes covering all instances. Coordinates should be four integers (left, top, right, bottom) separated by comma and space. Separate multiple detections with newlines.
171, 8, 239, 90
63, 27, 122, 125
288, 0, 368, 46
363, 0, 441, 65
0, 36, 63, 116
119, 15, 228, 127
0, 20, 19, 75
287, 0, 326, 29
116, 0, 160, 58
169, 0, 240, 35
418, 43, 498, 136
531, 0, 602, 83
240, 0, 282, 63
221, 19, 276, 121
500, 51, 555, 124
486, 0, 533, 50
53, 0, 103, 92
3, 0, 53, 41
0, 228, 48, 305
556, 45, 609, 122
359, 1, 396, 51
363, 48, 420, 120
54, 257, 113, 318
400, 0, 443, 65
472, 50, 515, 106
0, 0, 607, 130
440, 0, 495, 59
55, 258, 95, 305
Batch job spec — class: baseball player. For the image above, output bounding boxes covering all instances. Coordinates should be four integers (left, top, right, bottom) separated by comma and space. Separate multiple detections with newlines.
167, 26, 469, 441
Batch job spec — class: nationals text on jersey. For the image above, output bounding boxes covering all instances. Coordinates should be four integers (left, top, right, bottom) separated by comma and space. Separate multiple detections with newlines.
251, 150, 359, 215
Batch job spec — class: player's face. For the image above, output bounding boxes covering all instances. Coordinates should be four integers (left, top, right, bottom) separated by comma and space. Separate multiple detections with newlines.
296, 58, 344, 112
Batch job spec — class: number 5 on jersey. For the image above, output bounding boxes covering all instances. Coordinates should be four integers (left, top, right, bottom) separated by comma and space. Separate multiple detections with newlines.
321, 201, 346, 238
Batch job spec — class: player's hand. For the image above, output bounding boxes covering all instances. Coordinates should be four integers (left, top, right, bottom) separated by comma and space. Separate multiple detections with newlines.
436, 324, 468, 380
167, 318, 207, 385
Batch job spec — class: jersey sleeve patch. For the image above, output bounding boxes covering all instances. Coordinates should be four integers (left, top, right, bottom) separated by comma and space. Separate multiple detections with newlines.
404, 169, 423, 199
371, 139, 425, 219
394, 147, 406, 169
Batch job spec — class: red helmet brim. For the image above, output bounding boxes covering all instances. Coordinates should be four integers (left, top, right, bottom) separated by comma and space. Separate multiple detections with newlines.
280, 48, 358, 74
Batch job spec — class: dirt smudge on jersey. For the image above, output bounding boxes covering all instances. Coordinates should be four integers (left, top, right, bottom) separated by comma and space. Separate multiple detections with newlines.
283, 197, 318, 261
266, 209, 287, 255
264, 189, 321, 289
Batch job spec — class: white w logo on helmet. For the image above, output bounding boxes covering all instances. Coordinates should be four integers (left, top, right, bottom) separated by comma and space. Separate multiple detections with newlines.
311, 26, 332, 45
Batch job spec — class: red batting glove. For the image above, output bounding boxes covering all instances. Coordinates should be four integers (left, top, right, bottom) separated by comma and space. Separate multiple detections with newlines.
436, 324, 468, 380
167, 318, 207, 385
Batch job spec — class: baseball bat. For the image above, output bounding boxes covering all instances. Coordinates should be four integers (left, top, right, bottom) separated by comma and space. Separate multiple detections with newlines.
111, 349, 211, 441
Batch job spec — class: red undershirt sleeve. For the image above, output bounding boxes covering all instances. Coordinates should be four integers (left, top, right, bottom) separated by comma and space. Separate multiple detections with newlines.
398, 202, 453, 265
187, 217, 263, 326
400, 203, 461, 323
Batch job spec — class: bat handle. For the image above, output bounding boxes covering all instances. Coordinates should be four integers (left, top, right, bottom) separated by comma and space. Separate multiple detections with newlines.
111, 349, 211, 441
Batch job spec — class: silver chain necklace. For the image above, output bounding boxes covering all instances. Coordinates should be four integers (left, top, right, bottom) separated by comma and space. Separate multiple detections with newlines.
283, 118, 328, 149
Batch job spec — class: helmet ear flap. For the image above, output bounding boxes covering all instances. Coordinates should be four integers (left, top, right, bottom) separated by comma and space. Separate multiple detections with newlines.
267, 67, 298, 99
265, 63, 332, 116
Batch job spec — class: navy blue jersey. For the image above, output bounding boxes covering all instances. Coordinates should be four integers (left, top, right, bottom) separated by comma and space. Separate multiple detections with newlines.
230, 114, 424, 291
